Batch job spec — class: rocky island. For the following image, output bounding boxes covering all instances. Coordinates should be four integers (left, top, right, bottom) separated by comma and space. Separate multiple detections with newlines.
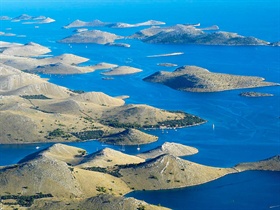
60, 22, 280, 47
131, 24, 272, 46
101, 66, 142, 76
143, 65, 279, 92
63, 19, 165, 29
59, 30, 124, 45
10, 14, 55, 24
239, 92, 274, 97
157, 63, 178, 67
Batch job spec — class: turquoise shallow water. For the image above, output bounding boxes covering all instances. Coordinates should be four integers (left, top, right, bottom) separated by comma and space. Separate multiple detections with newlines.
0, 0, 279, 209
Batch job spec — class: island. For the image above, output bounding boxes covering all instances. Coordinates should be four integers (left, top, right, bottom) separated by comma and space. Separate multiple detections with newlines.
23, 17, 56, 24
63, 19, 165, 29
60, 22, 280, 47
64, 19, 108, 28
105, 42, 131, 48
100, 128, 158, 145
101, 66, 142, 76
10, 14, 55, 24
0, 143, 278, 209
59, 30, 124, 45
143, 65, 279, 92
107, 20, 165, 28
239, 92, 274, 97
131, 24, 272, 46
0, 16, 11, 20
157, 63, 178, 67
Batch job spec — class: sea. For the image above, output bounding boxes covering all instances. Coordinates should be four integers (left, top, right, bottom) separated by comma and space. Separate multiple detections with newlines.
0, 0, 279, 209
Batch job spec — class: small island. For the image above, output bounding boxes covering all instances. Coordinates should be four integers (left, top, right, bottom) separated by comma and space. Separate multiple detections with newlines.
101, 66, 142, 76
143, 65, 279, 92
59, 30, 124, 45
239, 92, 274, 97
157, 63, 178, 67
105, 42, 131, 48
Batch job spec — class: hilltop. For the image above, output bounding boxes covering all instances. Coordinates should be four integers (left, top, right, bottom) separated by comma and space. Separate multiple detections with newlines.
119, 154, 235, 190
144, 65, 279, 92
100, 128, 158, 145
137, 142, 198, 159
77, 147, 145, 168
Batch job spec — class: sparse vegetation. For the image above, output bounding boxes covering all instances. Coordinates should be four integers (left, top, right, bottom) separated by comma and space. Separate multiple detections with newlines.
101, 112, 205, 129
48, 128, 65, 137
71, 130, 104, 140
69, 89, 85, 94
137, 204, 146, 210
83, 166, 122, 177
20, 94, 51, 100
96, 186, 107, 193
149, 175, 158, 180
0, 193, 53, 207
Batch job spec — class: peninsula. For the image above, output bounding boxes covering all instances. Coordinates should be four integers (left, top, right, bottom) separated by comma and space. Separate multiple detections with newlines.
0, 143, 279, 209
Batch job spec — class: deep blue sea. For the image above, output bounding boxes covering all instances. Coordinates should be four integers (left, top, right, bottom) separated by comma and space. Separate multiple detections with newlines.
0, 0, 280, 209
